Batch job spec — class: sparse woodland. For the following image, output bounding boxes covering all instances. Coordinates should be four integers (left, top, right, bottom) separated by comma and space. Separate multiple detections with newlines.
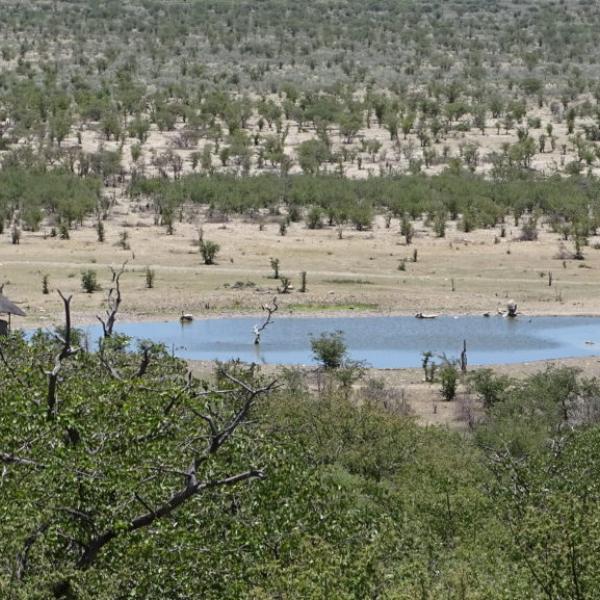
3, 0, 600, 597
1, 0, 600, 249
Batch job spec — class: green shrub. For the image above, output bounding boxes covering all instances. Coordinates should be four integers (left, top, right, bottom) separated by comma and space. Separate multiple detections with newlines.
469, 369, 512, 408
310, 331, 347, 368
306, 206, 323, 229
199, 239, 220, 264
81, 269, 101, 293
440, 363, 458, 401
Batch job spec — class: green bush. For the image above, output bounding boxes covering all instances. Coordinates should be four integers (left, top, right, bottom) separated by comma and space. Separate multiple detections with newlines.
306, 206, 323, 229
469, 368, 512, 408
310, 330, 347, 368
440, 363, 458, 401
199, 239, 220, 264
81, 269, 101, 293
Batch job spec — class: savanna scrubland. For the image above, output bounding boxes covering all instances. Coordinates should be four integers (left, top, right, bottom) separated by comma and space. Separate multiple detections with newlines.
3, 0, 600, 597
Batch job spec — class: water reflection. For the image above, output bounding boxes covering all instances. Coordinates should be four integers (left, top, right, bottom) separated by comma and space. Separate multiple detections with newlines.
73, 315, 600, 368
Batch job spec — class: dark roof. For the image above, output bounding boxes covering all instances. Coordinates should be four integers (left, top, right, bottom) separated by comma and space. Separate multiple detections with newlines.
0, 295, 26, 317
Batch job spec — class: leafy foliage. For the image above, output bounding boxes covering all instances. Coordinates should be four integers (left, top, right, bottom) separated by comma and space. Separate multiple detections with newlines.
2, 328, 600, 597
310, 330, 347, 368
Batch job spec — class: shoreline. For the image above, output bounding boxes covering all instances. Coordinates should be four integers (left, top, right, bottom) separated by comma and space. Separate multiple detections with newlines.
18, 305, 600, 331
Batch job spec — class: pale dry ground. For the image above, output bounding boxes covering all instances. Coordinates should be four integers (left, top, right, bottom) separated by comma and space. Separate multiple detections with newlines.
3, 196, 600, 327
3, 199, 600, 425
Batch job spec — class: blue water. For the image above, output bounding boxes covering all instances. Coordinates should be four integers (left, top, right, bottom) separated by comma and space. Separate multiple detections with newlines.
73, 315, 600, 368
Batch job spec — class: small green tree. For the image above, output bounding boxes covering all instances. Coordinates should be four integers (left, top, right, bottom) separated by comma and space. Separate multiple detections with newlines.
96, 220, 105, 243
200, 240, 220, 265
421, 351, 437, 382
270, 257, 280, 279
440, 363, 458, 401
401, 214, 413, 245
81, 269, 101, 294
311, 331, 347, 369
306, 207, 323, 229
469, 368, 512, 409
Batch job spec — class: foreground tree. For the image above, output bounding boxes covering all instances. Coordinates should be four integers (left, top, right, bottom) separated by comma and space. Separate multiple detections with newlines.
0, 295, 275, 595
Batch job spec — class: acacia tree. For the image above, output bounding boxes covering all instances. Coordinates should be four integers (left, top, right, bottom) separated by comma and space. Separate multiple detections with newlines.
297, 139, 329, 175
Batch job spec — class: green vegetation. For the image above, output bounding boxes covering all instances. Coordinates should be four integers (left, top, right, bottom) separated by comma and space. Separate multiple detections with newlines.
310, 330, 348, 368
130, 171, 600, 241
2, 320, 600, 597
1, 0, 600, 187
80, 270, 101, 294
0, 170, 100, 231
4, 0, 600, 596
199, 240, 220, 265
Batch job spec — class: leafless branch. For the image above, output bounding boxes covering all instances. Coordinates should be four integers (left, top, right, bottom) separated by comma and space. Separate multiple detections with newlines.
56, 507, 95, 525
78, 469, 264, 568
99, 352, 123, 381
76, 377, 275, 569
136, 345, 151, 377
97, 261, 128, 338
0, 452, 47, 469
253, 297, 278, 345
46, 291, 79, 421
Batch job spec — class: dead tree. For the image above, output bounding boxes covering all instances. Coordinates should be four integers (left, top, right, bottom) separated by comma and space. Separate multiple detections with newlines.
278, 276, 292, 294
253, 297, 278, 345
460, 339, 467, 373
97, 261, 127, 338
47, 291, 79, 420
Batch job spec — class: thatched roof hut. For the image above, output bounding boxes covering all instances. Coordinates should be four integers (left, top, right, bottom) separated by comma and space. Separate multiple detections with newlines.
0, 294, 26, 334
0, 294, 26, 317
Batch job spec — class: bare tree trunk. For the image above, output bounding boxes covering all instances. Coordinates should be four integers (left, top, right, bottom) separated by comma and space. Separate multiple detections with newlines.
97, 261, 127, 338
253, 297, 278, 344
47, 291, 79, 420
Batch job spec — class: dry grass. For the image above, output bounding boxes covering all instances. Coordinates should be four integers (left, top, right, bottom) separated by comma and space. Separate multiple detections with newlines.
4, 197, 600, 330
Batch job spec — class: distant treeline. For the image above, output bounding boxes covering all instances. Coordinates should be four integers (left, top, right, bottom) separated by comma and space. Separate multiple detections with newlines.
0, 169, 101, 232
2, 167, 599, 237
130, 171, 600, 233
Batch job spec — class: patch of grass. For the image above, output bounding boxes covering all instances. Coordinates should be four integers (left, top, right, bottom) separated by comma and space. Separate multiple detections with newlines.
323, 278, 374, 285
288, 303, 379, 312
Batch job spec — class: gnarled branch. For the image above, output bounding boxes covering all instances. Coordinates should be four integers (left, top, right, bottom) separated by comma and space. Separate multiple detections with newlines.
97, 261, 127, 338
76, 376, 275, 569
47, 291, 79, 421
253, 297, 278, 345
